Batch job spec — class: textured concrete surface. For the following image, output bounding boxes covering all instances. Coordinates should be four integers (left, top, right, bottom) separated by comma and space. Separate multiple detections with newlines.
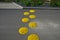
0, 9, 60, 40
0, 2, 23, 9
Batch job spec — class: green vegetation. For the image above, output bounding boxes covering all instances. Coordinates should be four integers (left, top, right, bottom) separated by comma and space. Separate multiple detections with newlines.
0, 0, 13, 2
0, 0, 60, 7
19, 0, 44, 6
50, 0, 60, 7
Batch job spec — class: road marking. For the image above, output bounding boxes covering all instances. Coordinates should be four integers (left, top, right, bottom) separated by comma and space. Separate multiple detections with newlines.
29, 15, 36, 19
28, 34, 39, 40
29, 10, 35, 13
29, 22, 37, 28
18, 27, 28, 35
22, 18, 29, 23
24, 12, 29, 16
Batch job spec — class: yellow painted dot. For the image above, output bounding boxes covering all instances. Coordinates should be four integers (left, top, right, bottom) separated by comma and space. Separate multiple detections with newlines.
28, 34, 39, 40
29, 10, 35, 13
18, 27, 28, 35
22, 18, 29, 23
29, 15, 36, 19
24, 12, 29, 16
29, 22, 37, 28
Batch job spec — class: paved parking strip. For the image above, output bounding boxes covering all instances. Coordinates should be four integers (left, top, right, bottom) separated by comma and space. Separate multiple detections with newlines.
0, 2, 23, 9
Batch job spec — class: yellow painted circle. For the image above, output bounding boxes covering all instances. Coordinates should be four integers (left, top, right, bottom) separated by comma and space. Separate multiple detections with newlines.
29, 15, 36, 19
29, 22, 37, 28
24, 12, 29, 16
22, 18, 29, 23
28, 34, 39, 40
18, 27, 28, 35
29, 10, 35, 13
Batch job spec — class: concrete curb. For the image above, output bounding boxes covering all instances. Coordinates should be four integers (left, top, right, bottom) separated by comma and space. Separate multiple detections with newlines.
23, 7, 60, 10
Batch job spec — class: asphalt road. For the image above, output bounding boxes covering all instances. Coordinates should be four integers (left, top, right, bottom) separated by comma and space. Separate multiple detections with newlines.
0, 9, 60, 40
